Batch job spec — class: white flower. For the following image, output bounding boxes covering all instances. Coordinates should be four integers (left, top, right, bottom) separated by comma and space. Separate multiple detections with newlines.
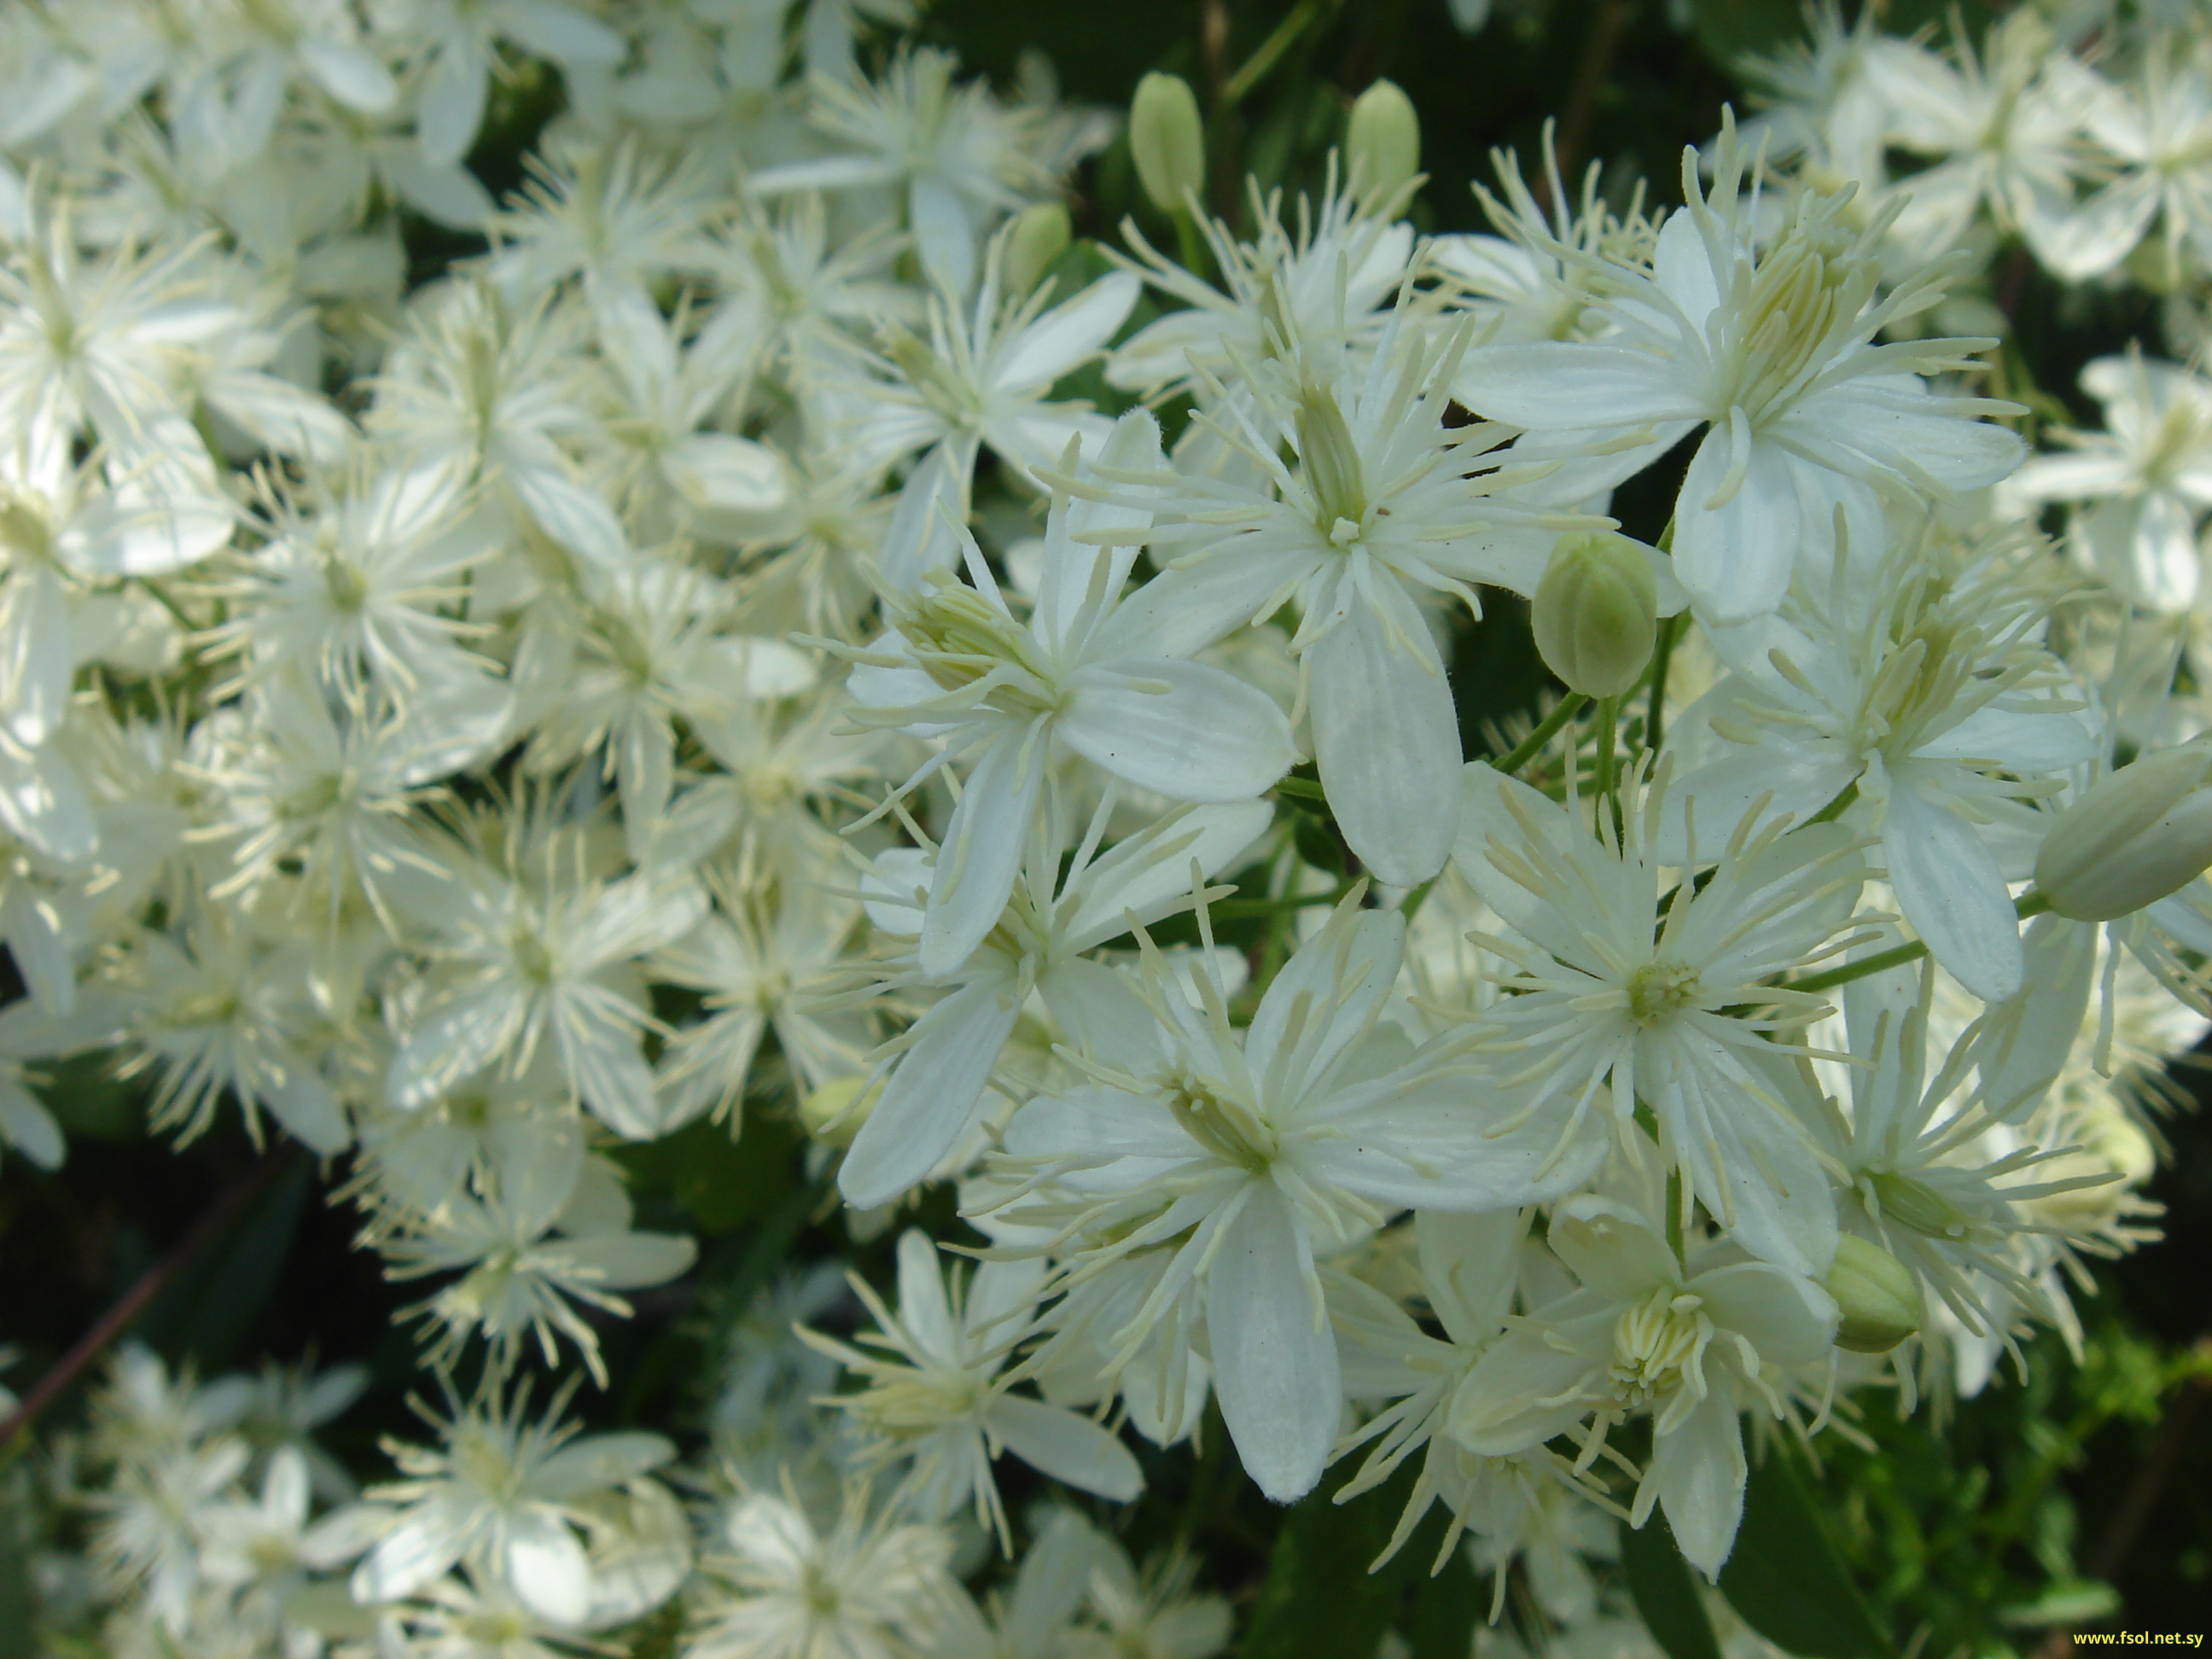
1452, 763, 1862, 1276
382, 809, 707, 1139
992, 898, 1604, 1503
846, 410, 1295, 977
2009, 350, 2212, 613
1866, 12, 2099, 266
650, 857, 874, 1124
1662, 535, 2101, 1001
751, 49, 1053, 297
1106, 172, 1415, 399
1447, 1194, 1837, 1576
839, 797, 1272, 1210
1110, 311, 1596, 884
1329, 1209, 1599, 1576
377, 0, 626, 169
376, 1143, 696, 1384
684, 1481, 959, 1659
347, 1386, 675, 1626
841, 255, 1138, 509
1456, 119, 2023, 622
804, 1231, 1143, 1540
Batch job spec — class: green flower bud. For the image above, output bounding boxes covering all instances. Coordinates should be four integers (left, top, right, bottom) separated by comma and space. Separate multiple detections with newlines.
1130, 73, 1205, 217
1531, 531, 1658, 699
1003, 201, 1071, 295
2034, 742, 2212, 921
1826, 1234, 1924, 1354
800, 1075, 882, 1147
1346, 79, 1420, 201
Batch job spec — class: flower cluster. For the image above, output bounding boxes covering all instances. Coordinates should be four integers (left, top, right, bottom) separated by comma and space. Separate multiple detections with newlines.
6, 0, 2211, 1655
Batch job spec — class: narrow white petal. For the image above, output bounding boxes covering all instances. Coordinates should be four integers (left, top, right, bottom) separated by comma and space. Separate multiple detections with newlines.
1307, 594, 1460, 886
839, 976, 1022, 1209
1882, 782, 2023, 1002
987, 1394, 1144, 1500
1205, 1186, 1337, 1504
1059, 659, 1295, 801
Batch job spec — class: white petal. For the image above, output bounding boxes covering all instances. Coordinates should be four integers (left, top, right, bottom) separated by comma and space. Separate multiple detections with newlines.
1673, 428, 1801, 622
1882, 780, 2023, 1002
998, 273, 1139, 390
1649, 1387, 1747, 1579
1205, 1186, 1337, 1504
1456, 343, 1707, 428
532, 1433, 677, 1499
299, 38, 398, 112
1307, 591, 1460, 886
1059, 659, 1295, 801
509, 465, 627, 569
415, 41, 488, 167
663, 433, 788, 515
839, 975, 1022, 1208
920, 725, 1045, 978
987, 1394, 1144, 1500
504, 1508, 593, 1627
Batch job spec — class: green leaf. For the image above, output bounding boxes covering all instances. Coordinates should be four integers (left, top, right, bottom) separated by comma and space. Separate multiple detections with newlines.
1685, 0, 1806, 70
1243, 1486, 1408, 1659
1243, 1466, 1452, 1659
1621, 1511, 1723, 1659
1997, 1579, 2122, 1629
1716, 1449, 1891, 1659
0, 1476, 35, 1659
138, 1158, 313, 1370
611, 1112, 802, 1237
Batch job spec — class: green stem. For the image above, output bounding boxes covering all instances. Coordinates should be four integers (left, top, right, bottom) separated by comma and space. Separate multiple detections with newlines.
1220, 0, 1325, 104
1595, 695, 1621, 842
1491, 692, 1589, 776
1214, 883, 1359, 918
1272, 775, 1327, 801
1172, 207, 1208, 278
1644, 611, 1686, 754
1663, 1167, 1686, 1271
1788, 891, 2053, 994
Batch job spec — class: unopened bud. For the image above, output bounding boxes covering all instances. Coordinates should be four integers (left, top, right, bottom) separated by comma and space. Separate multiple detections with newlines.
1826, 1235, 1924, 1354
2034, 743, 2212, 922
1531, 531, 1658, 699
800, 1075, 882, 1147
1130, 73, 1205, 217
1346, 79, 1420, 200
1003, 202, 1070, 295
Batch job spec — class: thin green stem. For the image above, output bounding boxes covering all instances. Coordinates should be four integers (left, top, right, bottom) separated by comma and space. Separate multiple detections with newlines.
1272, 775, 1326, 801
1594, 695, 1620, 834
1664, 1167, 1686, 1271
1803, 778, 1859, 827
1172, 207, 1208, 278
1788, 891, 2053, 994
1213, 883, 1359, 918
1220, 0, 1326, 104
1644, 610, 1686, 754
1491, 692, 1589, 776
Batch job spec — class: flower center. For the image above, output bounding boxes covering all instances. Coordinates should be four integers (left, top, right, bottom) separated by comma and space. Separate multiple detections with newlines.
895, 579, 1055, 709
1163, 1072, 1276, 1175
1726, 202, 1871, 425
1608, 1285, 1710, 1409
858, 1365, 981, 1434
1295, 379, 1368, 534
1626, 958, 1702, 1025
1867, 1169, 1975, 1240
